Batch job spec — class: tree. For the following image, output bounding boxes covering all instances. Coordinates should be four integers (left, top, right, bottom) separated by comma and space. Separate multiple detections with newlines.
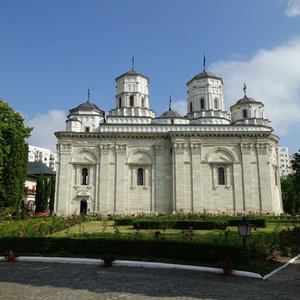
35, 174, 44, 213
281, 174, 297, 215
48, 176, 56, 214
35, 174, 52, 213
291, 148, 300, 213
0, 98, 31, 210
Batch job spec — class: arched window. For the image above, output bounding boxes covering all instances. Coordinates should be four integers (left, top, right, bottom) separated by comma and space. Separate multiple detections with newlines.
137, 168, 144, 186
118, 97, 122, 108
214, 98, 218, 109
81, 168, 88, 185
200, 98, 205, 109
218, 167, 225, 185
129, 95, 134, 107
242, 109, 248, 118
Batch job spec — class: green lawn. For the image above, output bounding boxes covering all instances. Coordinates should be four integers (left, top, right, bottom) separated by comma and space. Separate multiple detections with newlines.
49, 220, 295, 244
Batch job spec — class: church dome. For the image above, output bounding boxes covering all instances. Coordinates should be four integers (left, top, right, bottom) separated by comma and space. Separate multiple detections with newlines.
70, 101, 103, 113
115, 69, 149, 81
187, 71, 223, 85
236, 96, 260, 105
159, 110, 182, 118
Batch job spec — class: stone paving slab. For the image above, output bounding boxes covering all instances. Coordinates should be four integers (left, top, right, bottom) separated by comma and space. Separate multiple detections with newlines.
0, 260, 299, 299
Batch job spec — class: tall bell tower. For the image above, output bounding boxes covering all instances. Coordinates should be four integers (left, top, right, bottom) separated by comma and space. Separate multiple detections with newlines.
107, 58, 156, 123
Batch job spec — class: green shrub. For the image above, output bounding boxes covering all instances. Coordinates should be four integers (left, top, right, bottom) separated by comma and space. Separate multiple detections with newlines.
0, 236, 249, 263
227, 219, 266, 228
133, 220, 227, 230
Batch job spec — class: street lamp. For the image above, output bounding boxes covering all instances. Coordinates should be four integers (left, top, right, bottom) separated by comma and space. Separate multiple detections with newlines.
237, 216, 252, 246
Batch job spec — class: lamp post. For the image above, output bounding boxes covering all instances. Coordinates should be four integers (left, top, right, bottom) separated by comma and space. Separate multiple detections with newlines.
237, 216, 252, 246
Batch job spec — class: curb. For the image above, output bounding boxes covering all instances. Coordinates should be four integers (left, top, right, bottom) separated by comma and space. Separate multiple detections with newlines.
0, 256, 262, 279
262, 253, 300, 280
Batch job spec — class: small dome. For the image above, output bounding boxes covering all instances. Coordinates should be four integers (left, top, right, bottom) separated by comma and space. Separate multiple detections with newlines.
236, 96, 260, 105
69, 101, 104, 114
187, 71, 223, 85
115, 69, 149, 81
159, 110, 182, 118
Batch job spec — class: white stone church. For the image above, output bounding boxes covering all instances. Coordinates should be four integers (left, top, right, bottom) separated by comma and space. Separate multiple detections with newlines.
54, 65, 283, 216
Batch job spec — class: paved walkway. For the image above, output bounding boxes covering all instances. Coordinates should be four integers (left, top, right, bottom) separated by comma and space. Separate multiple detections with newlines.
0, 258, 299, 300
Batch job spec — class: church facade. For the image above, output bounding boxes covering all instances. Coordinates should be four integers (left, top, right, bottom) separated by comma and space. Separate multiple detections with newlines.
54, 66, 283, 216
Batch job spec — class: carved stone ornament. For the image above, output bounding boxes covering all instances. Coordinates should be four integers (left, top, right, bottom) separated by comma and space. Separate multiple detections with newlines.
60, 143, 71, 155
100, 144, 111, 155
190, 143, 201, 155
241, 143, 252, 155
115, 144, 127, 155
174, 143, 186, 155
256, 143, 268, 155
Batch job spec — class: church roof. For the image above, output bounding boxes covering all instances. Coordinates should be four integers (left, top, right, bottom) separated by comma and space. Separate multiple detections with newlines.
159, 110, 183, 118
187, 71, 223, 85
115, 69, 149, 81
69, 101, 104, 114
236, 96, 262, 105
28, 162, 56, 177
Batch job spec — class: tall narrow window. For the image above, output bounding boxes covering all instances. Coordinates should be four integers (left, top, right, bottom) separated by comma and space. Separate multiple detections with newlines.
274, 167, 278, 186
82, 168, 88, 185
118, 97, 122, 108
214, 98, 218, 109
218, 167, 225, 185
142, 97, 145, 107
137, 168, 144, 186
242, 109, 248, 118
190, 102, 193, 112
129, 95, 134, 107
200, 99, 205, 109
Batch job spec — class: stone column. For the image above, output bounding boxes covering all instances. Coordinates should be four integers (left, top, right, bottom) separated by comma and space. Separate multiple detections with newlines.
173, 143, 186, 211
114, 144, 127, 212
240, 143, 253, 211
256, 143, 272, 212
154, 144, 165, 213
190, 143, 201, 211
99, 144, 110, 212
55, 143, 72, 215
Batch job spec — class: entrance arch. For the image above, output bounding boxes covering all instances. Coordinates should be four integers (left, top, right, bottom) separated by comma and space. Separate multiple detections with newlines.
80, 200, 87, 215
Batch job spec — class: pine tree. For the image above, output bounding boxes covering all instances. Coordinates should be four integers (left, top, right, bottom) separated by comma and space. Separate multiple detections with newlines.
49, 176, 56, 213
35, 174, 44, 213
0, 98, 31, 209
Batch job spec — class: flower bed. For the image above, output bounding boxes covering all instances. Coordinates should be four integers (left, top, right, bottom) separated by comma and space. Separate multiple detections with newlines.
0, 215, 84, 237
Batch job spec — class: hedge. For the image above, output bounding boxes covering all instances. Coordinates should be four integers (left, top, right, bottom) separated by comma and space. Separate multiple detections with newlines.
227, 219, 266, 228
132, 220, 227, 230
0, 236, 249, 263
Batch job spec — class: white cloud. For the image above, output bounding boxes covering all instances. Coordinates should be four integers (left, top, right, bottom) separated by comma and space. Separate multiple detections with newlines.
172, 100, 187, 116
285, 0, 300, 16
210, 37, 300, 139
26, 110, 66, 152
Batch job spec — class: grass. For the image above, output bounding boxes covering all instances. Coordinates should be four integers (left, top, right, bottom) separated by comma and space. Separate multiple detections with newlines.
2, 217, 298, 276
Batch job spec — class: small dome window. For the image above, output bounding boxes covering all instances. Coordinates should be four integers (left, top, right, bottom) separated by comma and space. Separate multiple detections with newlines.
242, 109, 248, 118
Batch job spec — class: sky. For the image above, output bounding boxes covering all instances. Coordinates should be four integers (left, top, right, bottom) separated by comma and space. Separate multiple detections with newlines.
1, 0, 300, 153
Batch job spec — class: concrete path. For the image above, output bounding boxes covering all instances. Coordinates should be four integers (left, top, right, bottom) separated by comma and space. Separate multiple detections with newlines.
0, 258, 299, 300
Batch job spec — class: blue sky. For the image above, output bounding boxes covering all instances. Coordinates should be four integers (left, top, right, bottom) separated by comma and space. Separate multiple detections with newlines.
1, 0, 300, 153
